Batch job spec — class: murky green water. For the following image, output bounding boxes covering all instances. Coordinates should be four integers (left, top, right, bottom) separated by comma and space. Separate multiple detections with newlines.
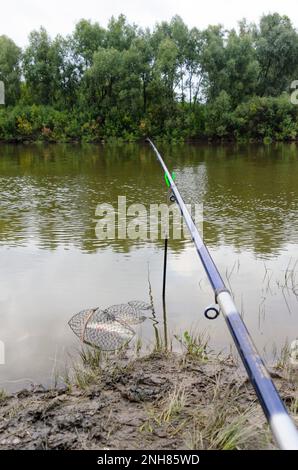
1, 142, 298, 391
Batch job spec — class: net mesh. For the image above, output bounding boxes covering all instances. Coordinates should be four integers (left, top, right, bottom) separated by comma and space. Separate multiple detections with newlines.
68, 301, 152, 351
105, 301, 151, 325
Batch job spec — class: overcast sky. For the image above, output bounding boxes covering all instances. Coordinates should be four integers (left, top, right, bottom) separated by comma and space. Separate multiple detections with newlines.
1, 0, 297, 47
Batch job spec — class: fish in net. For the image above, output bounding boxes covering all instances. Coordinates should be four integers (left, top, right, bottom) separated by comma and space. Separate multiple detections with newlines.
68, 301, 152, 351
105, 301, 152, 325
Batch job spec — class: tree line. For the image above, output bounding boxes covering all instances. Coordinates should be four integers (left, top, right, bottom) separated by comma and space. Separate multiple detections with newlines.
0, 13, 298, 142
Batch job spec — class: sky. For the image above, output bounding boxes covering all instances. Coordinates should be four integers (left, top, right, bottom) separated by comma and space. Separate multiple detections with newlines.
0, 0, 297, 47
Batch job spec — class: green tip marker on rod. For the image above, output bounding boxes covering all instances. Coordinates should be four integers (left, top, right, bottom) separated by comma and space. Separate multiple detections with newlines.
164, 172, 176, 188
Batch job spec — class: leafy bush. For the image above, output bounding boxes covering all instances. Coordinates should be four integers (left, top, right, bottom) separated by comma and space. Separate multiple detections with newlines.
205, 91, 233, 138
232, 95, 298, 141
0, 94, 297, 142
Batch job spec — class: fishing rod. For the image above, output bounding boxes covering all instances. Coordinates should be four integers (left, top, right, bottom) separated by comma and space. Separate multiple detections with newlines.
147, 138, 298, 450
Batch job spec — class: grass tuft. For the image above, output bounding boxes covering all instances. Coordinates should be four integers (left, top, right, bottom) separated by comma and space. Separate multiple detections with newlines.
158, 384, 186, 423
205, 406, 258, 450
0, 389, 7, 402
79, 347, 102, 370
174, 330, 208, 361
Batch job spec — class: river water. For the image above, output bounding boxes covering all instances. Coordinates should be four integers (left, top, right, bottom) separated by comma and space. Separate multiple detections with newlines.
1, 142, 298, 391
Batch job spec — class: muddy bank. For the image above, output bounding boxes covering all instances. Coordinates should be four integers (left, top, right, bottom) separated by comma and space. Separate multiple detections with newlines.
0, 351, 297, 450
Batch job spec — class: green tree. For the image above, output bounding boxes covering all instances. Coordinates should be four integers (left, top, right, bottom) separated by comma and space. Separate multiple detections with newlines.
72, 19, 106, 69
129, 33, 153, 114
155, 37, 179, 102
51, 35, 80, 108
0, 35, 21, 105
185, 27, 204, 105
222, 29, 259, 105
105, 15, 137, 51
200, 25, 226, 101
169, 16, 189, 102
23, 28, 79, 108
82, 46, 125, 134
205, 90, 232, 137
201, 26, 259, 106
23, 28, 56, 105
254, 13, 298, 96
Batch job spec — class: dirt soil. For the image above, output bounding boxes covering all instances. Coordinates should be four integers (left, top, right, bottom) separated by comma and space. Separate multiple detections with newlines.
0, 352, 297, 450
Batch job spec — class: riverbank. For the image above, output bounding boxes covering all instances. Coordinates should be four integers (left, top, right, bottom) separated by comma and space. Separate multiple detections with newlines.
1, 136, 297, 145
0, 93, 298, 145
0, 346, 297, 450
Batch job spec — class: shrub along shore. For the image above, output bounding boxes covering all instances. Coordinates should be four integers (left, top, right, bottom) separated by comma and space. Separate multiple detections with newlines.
0, 94, 298, 144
